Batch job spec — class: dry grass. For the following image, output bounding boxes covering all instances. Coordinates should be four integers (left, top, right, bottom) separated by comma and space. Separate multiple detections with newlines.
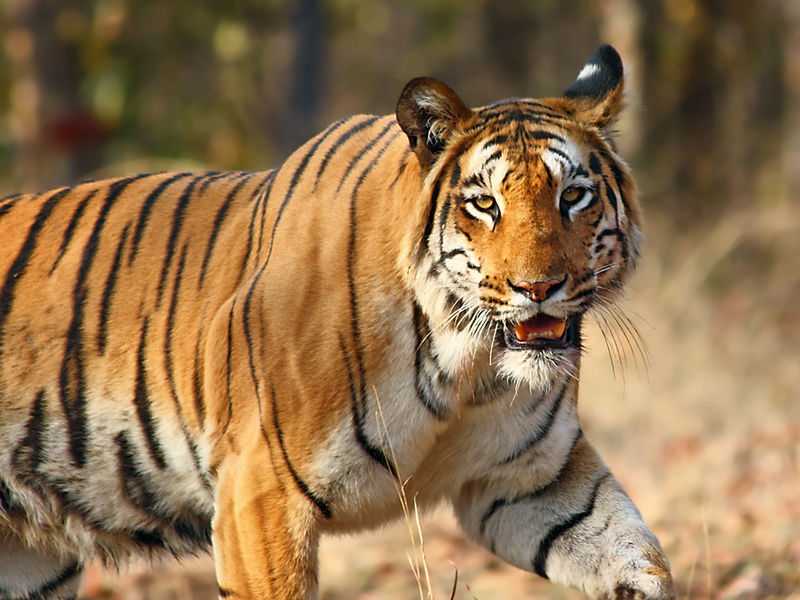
81, 204, 799, 599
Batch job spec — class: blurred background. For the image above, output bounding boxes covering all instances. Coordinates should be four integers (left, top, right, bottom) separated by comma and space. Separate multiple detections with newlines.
1, 0, 798, 598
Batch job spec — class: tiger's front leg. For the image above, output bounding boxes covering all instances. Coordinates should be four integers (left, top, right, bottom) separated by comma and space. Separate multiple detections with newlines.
454, 433, 674, 599
212, 431, 321, 600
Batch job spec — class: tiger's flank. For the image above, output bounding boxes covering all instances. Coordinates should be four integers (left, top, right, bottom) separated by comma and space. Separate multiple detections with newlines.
0, 45, 673, 599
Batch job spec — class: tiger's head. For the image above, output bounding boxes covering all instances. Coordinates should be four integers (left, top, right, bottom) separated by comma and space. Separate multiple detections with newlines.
397, 45, 641, 388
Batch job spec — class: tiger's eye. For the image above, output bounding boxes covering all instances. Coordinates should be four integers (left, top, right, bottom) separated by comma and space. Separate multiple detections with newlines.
474, 195, 496, 211
561, 186, 584, 205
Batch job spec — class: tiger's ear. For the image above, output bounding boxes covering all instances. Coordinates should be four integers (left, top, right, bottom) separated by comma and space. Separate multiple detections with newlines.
396, 77, 473, 171
563, 44, 624, 130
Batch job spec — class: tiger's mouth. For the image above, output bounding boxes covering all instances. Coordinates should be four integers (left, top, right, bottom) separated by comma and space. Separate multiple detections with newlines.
502, 314, 581, 350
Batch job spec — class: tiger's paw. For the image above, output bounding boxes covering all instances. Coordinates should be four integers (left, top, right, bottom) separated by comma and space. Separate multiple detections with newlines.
598, 542, 675, 600
551, 526, 675, 600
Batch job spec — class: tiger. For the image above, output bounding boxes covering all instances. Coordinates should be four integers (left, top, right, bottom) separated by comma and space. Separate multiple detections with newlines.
0, 44, 674, 599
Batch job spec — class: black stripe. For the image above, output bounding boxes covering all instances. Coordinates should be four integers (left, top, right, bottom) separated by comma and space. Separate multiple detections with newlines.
388, 148, 412, 189
134, 317, 168, 469
164, 242, 189, 410
155, 175, 204, 307
240, 120, 345, 424
338, 336, 397, 477
11, 389, 47, 473
261, 119, 356, 278
449, 161, 461, 188
0, 188, 70, 353
413, 303, 448, 420
128, 172, 193, 266
197, 170, 232, 194
588, 152, 602, 175
59, 173, 152, 468
312, 116, 377, 191
192, 337, 206, 425
254, 170, 277, 260
479, 429, 583, 536
482, 150, 503, 166
529, 130, 566, 143
97, 222, 131, 355
532, 473, 610, 578
334, 120, 395, 193
237, 170, 276, 286
439, 248, 468, 261
597, 177, 617, 229
198, 172, 255, 290
342, 131, 401, 475
218, 585, 235, 598
482, 134, 508, 149
546, 146, 575, 169
238, 180, 268, 285
479, 99, 566, 119
500, 381, 568, 464
115, 429, 162, 516
269, 385, 332, 518
476, 110, 570, 130
539, 154, 554, 188
49, 189, 96, 275
599, 148, 631, 218
454, 221, 472, 242
129, 528, 169, 551
220, 297, 237, 438
0, 191, 23, 203
163, 242, 207, 482
253, 380, 290, 502
420, 139, 472, 262
10, 459, 180, 556
116, 430, 212, 548
0, 479, 18, 514
25, 561, 82, 600
597, 227, 623, 241
419, 171, 446, 258
569, 286, 597, 304
438, 191, 453, 258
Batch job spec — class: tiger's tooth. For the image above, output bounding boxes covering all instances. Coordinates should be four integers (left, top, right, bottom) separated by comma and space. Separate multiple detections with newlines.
551, 319, 567, 338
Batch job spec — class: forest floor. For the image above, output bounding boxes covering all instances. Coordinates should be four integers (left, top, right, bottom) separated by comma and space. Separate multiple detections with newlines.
79, 208, 799, 599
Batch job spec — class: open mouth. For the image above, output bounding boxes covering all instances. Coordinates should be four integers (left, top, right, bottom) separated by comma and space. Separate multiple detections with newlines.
503, 314, 581, 350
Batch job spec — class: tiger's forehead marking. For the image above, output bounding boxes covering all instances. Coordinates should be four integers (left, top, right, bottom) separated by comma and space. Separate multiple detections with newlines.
538, 135, 584, 184
464, 140, 511, 182
462, 126, 585, 191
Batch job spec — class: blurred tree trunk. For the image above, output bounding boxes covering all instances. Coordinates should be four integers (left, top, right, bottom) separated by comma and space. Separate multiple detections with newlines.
638, 0, 787, 227
17, 0, 104, 184
598, 0, 642, 156
482, 2, 601, 96
280, 0, 326, 153
783, 2, 800, 201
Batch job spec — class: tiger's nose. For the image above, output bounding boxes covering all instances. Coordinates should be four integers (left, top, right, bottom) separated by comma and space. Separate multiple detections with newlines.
509, 277, 566, 302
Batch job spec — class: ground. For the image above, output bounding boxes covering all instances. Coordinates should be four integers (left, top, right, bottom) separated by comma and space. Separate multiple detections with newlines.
79, 209, 799, 599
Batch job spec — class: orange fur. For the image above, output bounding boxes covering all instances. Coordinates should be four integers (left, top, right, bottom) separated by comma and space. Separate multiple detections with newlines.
0, 45, 673, 600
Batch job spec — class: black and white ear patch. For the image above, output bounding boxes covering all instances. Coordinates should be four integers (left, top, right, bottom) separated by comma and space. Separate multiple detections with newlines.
564, 44, 623, 100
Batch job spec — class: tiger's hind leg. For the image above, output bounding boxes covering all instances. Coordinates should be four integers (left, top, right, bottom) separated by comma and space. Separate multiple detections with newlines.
0, 535, 82, 599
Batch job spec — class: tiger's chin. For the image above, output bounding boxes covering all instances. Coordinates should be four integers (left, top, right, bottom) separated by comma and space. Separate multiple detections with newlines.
493, 314, 582, 393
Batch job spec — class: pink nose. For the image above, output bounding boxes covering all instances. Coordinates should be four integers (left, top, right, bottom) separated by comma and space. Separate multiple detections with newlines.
510, 278, 564, 302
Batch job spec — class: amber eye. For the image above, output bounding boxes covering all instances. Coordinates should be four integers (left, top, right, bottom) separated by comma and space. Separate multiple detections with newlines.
560, 185, 586, 206
472, 195, 497, 211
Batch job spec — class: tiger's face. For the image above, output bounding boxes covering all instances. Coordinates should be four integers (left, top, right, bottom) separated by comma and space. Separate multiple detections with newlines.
397, 46, 639, 387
